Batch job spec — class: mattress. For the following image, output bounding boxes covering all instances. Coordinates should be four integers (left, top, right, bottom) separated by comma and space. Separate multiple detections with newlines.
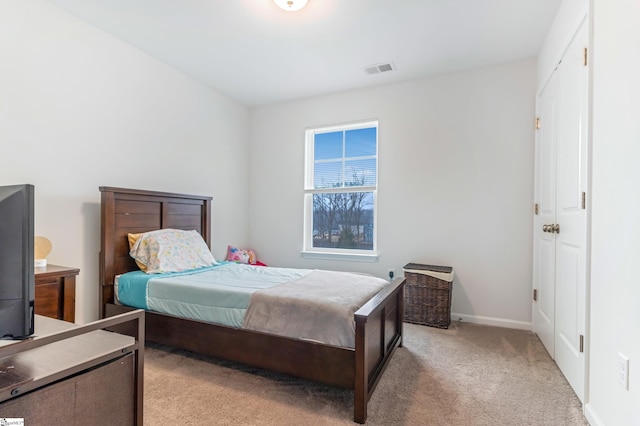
116, 262, 388, 348
116, 262, 311, 328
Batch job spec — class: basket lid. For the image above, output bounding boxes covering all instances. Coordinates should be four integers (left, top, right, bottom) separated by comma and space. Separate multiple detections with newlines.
403, 263, 454, 282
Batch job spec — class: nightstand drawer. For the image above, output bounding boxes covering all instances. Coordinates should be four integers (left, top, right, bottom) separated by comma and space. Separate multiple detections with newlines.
34, 264, 79, 322
35, 283, 62, 318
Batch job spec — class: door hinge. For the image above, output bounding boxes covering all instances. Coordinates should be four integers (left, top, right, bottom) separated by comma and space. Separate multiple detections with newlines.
583, 48, 588, 67
581, 192, 586, 209
580, 335, 584, 353
533, 289, 538, 301
534, 203, 539, 215
535, 117, 541, 130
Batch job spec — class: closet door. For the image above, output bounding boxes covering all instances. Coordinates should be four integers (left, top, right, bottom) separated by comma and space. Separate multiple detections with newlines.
553, 20, 588, 403
533, 20, 588, 402
533, 70, 557, 357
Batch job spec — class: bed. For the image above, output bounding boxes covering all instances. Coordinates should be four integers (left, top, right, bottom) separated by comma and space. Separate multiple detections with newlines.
98, 186, 405, 423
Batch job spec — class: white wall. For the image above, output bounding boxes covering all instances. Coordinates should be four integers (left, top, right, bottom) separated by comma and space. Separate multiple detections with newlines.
586, 0, 640, 424
537, 0, 589, 89
249, 60, 537, 328
0, 0, 250, 323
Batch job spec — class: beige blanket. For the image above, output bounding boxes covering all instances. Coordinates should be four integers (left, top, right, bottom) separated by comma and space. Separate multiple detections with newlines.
242, 270, 388, 349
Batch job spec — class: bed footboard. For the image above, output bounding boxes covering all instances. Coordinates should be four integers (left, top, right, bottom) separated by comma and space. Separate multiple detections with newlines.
353, 276, 405, 424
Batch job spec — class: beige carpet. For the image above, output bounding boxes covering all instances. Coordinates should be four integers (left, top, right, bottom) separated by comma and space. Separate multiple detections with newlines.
143, 322, 588, 425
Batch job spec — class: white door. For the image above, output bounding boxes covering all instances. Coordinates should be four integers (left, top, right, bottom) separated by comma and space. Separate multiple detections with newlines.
553, 21, 588, 402
532, 71, 557, 356
533, 20, 588, 402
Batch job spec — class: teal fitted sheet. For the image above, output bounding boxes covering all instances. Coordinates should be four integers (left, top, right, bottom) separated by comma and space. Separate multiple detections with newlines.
116, 262, 311, 328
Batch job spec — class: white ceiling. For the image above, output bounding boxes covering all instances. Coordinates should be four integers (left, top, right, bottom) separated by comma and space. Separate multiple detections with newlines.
47, 0, 562, 107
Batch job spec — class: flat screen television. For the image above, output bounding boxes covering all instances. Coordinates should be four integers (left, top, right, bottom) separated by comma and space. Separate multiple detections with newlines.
0, 184, 35, 339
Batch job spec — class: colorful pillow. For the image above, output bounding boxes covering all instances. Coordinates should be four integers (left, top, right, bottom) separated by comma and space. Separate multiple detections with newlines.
226, 245, 257, 264
127, 233, 147, 272
129, 229, 216, 274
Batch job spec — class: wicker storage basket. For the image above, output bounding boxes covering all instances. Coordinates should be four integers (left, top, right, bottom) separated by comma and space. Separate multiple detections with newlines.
403, 263, 454, 329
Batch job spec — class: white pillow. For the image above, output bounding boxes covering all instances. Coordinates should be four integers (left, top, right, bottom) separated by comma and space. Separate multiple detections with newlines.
129, 229, 216, 274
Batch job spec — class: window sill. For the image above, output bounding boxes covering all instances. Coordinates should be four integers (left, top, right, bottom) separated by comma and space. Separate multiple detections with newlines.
300, 250, 379, 263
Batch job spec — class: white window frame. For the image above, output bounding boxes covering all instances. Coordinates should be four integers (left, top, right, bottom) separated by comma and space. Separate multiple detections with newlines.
302, 120, 379, 262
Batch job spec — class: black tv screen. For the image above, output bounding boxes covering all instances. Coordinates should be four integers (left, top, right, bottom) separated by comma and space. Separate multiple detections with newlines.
0, 184, 35, 339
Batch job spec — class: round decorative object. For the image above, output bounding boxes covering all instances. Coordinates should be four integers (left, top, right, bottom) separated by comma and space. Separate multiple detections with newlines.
34, 236, 53, 267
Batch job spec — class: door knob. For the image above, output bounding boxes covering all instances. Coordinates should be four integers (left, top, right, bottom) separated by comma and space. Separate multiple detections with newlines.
542, 224, 560, 233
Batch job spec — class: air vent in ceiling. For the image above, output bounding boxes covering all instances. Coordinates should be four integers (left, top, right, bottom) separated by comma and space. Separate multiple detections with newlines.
364, 62, 395, 75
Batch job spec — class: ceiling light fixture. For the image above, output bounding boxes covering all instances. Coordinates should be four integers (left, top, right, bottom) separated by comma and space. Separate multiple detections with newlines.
273, 0, 308, 12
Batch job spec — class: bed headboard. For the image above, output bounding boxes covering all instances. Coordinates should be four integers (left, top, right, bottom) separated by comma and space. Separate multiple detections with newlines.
99, 186, 212, 317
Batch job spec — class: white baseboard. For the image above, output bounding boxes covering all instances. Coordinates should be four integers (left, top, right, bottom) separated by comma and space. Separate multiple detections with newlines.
451, 312, 532, 331
583, 403, 602, 426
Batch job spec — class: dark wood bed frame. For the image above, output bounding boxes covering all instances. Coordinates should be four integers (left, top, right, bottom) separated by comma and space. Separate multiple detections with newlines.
98, 186, 405, 423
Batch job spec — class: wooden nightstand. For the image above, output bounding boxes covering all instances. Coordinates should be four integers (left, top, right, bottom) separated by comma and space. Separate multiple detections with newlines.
34, 264, 79, 323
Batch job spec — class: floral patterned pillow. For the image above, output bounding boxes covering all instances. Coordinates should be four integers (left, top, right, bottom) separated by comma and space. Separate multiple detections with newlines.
226, 245, 257, 264
129, 229, 216, 274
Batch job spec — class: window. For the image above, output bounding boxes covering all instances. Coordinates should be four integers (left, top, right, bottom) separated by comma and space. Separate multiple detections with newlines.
303, 120, 378, 260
